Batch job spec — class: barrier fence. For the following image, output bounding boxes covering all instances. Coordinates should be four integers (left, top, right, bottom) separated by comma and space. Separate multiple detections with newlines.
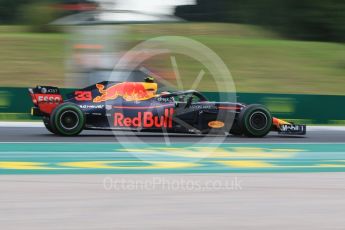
0, 87, 344, 124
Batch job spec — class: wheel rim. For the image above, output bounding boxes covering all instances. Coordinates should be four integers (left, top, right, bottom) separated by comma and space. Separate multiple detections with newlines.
59, 110, 79, 130
249, 111, 268, 131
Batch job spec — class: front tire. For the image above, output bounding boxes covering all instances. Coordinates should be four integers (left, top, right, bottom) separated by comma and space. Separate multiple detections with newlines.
239, 104, 272, 137
50, 103, 85, 136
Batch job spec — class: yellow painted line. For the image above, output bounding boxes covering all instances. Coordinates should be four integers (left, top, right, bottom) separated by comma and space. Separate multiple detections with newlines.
2, 160, 344, 171
119, 147, 299, 159
214, 160, 345, 169
214, 160, 273, 168
59, 161, 200, 169
0, 162, 58, 170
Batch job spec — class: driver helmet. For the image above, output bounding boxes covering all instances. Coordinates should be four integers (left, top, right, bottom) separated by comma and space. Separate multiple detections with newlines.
144, 76, 155, 83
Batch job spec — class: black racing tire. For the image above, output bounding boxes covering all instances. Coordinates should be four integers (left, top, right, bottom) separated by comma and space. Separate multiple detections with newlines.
43, 116, 56, 134
229, 120, 243, 136
238, 104, 272, 137
230, 130, 243, 136
50, 103, 85, 136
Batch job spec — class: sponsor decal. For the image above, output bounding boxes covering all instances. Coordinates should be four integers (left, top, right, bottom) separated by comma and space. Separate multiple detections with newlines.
36, 94, 62, 104
33, 94, 63, 114
190, 104, 215, 110
41, 88, 47, 94
47, 88, 59, 94
75, 91, 92, 101
37, 86, 59, 94
79, 104, 104, 109
156, 96, 174, 103
114, 108, 174, 128
208, 120, 225, 128
280, 124, 304, 132
93, 82, 157, 103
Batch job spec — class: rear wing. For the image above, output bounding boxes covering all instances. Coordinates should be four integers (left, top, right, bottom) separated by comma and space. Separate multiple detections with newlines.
28, 86, 63, 115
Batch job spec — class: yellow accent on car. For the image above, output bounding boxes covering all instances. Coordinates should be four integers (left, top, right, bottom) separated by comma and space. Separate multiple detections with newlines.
208, 120, 225, 128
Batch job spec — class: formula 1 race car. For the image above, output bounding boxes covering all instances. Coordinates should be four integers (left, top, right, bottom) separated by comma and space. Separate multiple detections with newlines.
28, 78, 306, 137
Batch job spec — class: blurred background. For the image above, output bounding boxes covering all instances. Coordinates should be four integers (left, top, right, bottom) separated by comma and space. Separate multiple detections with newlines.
0, 0, 344, 122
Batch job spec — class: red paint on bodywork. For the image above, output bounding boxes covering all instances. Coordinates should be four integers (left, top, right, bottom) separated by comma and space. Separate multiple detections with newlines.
31, 93, 63, 114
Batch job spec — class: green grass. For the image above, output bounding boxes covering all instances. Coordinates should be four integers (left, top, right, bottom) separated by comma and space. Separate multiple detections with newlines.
0, 23, 344, 95
0, 27, 65, 87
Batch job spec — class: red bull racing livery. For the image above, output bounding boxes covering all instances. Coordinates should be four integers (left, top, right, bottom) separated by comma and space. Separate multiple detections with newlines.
28, 80, 306, 137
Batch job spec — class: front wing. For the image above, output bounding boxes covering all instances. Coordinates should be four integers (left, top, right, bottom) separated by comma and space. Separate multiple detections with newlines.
273, 118, 306, 135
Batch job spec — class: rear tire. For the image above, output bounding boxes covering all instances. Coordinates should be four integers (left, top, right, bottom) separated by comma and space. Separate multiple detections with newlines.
43, 116, 56, 134
50, 103, 85, 136
239, 104, 272, 137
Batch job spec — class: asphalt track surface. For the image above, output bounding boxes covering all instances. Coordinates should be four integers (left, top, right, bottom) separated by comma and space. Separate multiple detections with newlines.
1, 125, 345, 229
1, 173, 345, 230
0, 126, 344, 142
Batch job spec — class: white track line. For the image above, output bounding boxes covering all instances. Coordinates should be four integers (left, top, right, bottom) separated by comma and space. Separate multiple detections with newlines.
0, 121, 44, 127
0, 121, 345, 131
307, 126, 345, 131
